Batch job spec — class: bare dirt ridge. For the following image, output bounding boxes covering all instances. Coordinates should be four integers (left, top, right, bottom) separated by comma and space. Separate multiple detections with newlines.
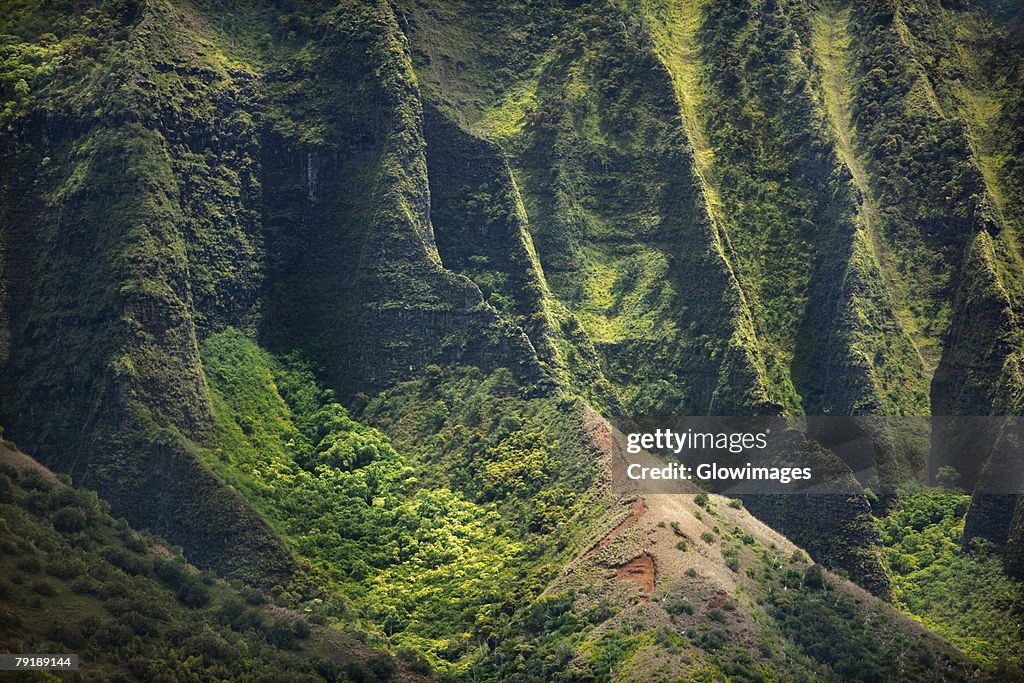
553, 412, 978, 678
586, 498, 658, 599
585, 497, 648, 558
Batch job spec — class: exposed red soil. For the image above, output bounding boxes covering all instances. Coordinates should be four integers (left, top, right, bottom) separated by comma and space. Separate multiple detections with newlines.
588, 414, 615, 453
613, 552, 656, 598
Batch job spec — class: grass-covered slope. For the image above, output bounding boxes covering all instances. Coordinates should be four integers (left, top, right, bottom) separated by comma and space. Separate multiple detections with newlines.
0, 442, 415, 682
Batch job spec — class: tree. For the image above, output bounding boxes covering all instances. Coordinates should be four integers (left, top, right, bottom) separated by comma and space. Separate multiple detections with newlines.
935, 466, 961, 491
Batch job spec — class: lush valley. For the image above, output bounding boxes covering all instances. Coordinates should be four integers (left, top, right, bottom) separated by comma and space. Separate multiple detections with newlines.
879, 490, 1024, 672
1, 0, 1023, 680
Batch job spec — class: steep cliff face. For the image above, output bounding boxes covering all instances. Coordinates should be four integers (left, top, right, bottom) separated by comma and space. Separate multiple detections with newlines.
880, 0, 1024, 575
513, 5, 776, 417
394, 0, 898, 592
422, 105, 557, 368
0, 1, 293, 583
257, 1, 545, 397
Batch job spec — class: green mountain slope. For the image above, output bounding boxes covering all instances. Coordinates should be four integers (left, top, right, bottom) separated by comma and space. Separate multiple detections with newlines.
1, 0, 1024, 679
0, 442, 418, 682
396, 0, 1024, 577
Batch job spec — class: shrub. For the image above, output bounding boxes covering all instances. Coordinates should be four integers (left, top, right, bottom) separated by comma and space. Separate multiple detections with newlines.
53, 507, 88, 533
218, 599, 266, 631
79, 615, 103, 633
675, 540, 688, 551
694, 492, 710, 509
723, 651, 762, 680
70, 576, 99, 595
176, 578, 211, 608
293, 620, 311, 639
804, 564, 825, 589
153, 558, 187, 588
122, 534, 146, 553
102, 548, 147, 575
367, 654, 396, 680
46, 621, 85, 649
47, 556, 84, 579
186, 630, 240, 661
120, 610, 156, 637
0, 606, 21, 630
241, 586, 266, 605
24, 491, 50, 516
265, 619, 296, 649
96, 622, 134, 648
664, 594, 693, 616
782, 568, 803, 589
16, 556, 41, 573
397, 645, 432, 676
587, 599, 616, 624
935, 466, 961, 491
103, 597, 135, 616
217, 598, 247, 629
31, 579, 57, 596
696, 629, 726, 651
701, 531, 715, 544
343, 661, 377, 683
20, 469, 51, 491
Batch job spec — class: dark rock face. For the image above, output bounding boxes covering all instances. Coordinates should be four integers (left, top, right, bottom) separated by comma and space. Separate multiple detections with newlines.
255, 7, 545, 399
743, 493, 891, 599
0, 4, 288, 582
